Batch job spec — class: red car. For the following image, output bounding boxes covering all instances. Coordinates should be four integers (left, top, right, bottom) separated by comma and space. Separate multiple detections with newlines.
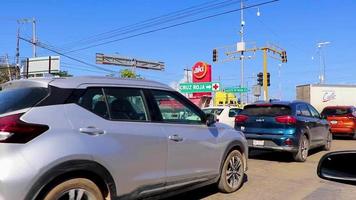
321, 106, 356, 139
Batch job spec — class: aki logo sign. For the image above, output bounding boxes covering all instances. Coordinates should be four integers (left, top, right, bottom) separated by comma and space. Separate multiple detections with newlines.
192, 62, 208, 79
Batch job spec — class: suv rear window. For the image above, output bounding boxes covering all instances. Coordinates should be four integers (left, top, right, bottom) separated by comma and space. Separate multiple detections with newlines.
0, 87, 48, 115
241, 104, 291, 117
321, 108, 353, 116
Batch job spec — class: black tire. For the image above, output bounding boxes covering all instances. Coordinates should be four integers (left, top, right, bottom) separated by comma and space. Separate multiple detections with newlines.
293, 135, 309, 162
323, 131, 332, 151
352, 131, 356, 140
218, 150, 245, 193
43, 178, 104, 200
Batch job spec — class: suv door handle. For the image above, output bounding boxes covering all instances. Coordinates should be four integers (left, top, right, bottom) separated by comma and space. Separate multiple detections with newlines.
168, 134, 183, 142
79, 127, 105, 136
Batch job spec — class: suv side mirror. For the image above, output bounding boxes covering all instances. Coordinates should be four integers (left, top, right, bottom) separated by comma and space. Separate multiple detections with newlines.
317, 151, 356, 185
320, 114, 327, 119
206, 113, 217, 126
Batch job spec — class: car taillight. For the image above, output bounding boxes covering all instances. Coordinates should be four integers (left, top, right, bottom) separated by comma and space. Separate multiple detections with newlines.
284, 138, 293, 146
0, 113, 49, 143
235, 115, 249, 123
275, 115, 297, 124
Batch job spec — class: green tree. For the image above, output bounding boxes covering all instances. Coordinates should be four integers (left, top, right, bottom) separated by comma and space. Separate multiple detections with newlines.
54, 70, 73, 77
120, 69, 142, 79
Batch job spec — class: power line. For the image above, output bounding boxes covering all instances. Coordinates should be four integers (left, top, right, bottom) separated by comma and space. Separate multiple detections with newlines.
66, 0, 278, 53
62, 0, 244, 49
19, 36, 116, 73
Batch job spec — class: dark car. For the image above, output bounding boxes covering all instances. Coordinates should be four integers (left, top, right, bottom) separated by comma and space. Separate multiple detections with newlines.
321, 106, 356, 139
235, 101, 332, 162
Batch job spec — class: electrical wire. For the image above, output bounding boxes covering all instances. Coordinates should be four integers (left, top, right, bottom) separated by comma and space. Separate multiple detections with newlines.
19, 36, 116, 73
61, 0, 244, 49
65, 0, 278, 53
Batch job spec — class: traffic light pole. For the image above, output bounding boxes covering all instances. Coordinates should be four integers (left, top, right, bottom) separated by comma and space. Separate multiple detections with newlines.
263, 49, 268, 101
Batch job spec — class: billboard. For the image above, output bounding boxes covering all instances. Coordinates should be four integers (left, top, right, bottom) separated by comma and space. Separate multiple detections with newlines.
22, 56, 60, 77
192, 61, 212, 97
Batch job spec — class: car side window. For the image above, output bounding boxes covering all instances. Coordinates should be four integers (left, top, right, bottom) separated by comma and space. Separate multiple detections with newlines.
77, 88, 109, 119
229, 108, 241, 117
151, 90, 203, 124
308, 105, 321, 118
103, 88, 149, 121
296, 104, 312, 117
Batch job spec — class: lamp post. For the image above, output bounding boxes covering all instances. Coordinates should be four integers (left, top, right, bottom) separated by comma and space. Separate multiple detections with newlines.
317, 41, 330, 84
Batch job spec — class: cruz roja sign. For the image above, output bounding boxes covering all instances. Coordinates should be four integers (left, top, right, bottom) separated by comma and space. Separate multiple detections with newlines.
224, 87, 249, 93
179, 82, 221, 93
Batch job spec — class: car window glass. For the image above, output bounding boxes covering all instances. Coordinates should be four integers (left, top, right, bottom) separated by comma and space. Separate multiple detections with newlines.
0, 87, 48, 115
104, 88, 148, 121
297, 104, 311, 117
151, 90, 202, 124
241, 105, 291, 117
308, 105, 320, 118
229, 108, 242, 117
203, 108, 224, 116
321, 107, 353, 116
77, 88, 109, 118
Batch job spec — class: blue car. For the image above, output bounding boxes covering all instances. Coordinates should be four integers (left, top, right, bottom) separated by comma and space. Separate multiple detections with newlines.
235, 101, 332, 162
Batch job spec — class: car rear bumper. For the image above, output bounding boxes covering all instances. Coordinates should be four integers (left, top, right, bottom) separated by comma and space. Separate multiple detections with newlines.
245, 133, 299, 152
330, 127, 355, 135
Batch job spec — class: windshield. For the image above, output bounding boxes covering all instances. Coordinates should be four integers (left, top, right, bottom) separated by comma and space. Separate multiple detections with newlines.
241, 105, 291, 117
203, 108, 224, 115
321, 108, 353, 116
0, 87, 48, 115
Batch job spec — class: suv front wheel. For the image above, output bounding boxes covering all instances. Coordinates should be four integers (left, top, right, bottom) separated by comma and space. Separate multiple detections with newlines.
43, 178, 104, 200
218, 150, 245, 193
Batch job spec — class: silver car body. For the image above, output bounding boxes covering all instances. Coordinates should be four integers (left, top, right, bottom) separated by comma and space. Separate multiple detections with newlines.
0, 77, 248, 200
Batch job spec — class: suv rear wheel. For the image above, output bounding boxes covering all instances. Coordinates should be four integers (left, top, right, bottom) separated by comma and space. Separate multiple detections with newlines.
293, 135, 309, 162
43, 178, 104, 200
218, 150, 245, 193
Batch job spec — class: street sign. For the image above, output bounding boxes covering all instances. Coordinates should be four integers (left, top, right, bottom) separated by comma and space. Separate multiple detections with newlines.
179, 82, 221, 93
225, 87, 249, 93
96, 53, 165, 70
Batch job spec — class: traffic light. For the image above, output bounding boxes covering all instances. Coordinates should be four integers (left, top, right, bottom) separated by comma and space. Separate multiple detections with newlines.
281, 51, 287, 63
257, 72, 263, 86
267, 72, 271, 86
213, 49, 218, 62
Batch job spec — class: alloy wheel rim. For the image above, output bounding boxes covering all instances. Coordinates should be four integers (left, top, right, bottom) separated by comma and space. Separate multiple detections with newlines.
57, 188, 96, 200
226, 155, 242, 189
327, 133, 332, 148
301, 138, 308, 159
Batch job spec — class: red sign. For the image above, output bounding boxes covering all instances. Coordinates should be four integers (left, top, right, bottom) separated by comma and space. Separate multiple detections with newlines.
192, 61, 212, 97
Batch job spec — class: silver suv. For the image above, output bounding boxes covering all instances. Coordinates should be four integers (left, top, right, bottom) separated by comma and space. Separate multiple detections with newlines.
0, 77, 248, 200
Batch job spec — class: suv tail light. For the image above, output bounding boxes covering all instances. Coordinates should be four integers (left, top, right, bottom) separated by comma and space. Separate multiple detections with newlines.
235, 115, 249, 123
275, 115, 297, 124
0, 113, 49, 143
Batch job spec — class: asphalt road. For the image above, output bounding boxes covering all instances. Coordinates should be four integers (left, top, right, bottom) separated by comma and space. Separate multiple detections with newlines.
169, 138, 356, 200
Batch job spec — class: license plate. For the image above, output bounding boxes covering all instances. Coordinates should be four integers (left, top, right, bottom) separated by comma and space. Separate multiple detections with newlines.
253, 140, 264, 146
330, 120, 337, 124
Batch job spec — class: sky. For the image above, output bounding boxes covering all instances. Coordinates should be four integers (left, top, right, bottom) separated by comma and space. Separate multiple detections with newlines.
0, 0, 356, 100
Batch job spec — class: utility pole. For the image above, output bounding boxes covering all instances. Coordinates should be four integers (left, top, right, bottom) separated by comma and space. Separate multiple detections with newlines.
317, 41, 330, 84
16, 27, 20, 67
32, 17, 37, 58
17, 18, 37, 58
184, 68, 192, 98
5, 54, 12, 81
239, 0, 245, 103
262, 49, 268, 100
184, 67, 191, 83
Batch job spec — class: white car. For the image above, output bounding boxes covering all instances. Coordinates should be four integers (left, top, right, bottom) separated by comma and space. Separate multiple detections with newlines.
202, 106, 242, 127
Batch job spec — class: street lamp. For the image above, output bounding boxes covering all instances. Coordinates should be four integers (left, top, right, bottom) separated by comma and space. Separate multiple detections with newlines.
317, 41, 331, 84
